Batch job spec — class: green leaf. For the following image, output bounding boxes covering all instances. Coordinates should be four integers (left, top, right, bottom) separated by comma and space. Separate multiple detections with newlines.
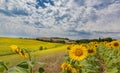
17, 61, 28, 69
66, 70, 72, 73
39, 67, 45, 73
34, 71, 39, 73
28, 61, 35, 67
37, 62, 45, 67
0, 65, 5, 73
8, 67, 28, 73
108, 67, 118, 73
0, 61, 4, 65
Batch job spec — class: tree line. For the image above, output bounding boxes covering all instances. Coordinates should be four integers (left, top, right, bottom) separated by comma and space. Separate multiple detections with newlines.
76, 37, 114, 44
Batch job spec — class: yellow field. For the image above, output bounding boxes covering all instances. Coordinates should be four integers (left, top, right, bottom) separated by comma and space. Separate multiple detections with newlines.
0, 37, 68, 65
0, 37, 65, 55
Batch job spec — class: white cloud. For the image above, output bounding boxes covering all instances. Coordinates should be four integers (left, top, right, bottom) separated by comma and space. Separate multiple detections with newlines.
0, 0, 120, 39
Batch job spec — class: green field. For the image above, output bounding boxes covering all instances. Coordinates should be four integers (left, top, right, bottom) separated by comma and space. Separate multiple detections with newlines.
0, 37, 68, 66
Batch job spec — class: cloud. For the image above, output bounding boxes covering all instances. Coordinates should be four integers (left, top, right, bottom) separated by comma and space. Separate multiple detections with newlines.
0, 0, 120, 39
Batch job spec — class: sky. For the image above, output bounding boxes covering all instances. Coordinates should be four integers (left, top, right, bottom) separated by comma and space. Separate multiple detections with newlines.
0, 0, 120, 40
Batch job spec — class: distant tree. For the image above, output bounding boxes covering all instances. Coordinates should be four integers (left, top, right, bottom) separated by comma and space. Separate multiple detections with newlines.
76, 39, 89, 44
103, 37, 113, 42
91, 39, 99, 42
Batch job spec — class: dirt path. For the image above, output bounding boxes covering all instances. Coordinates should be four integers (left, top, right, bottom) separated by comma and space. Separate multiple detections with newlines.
33, 51, 66, 73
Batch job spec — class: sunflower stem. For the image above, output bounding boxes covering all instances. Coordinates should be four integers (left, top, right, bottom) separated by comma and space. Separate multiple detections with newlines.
24, 49, 32, 73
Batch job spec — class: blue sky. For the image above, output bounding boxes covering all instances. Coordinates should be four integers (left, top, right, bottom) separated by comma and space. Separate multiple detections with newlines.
0, 0, 120, 39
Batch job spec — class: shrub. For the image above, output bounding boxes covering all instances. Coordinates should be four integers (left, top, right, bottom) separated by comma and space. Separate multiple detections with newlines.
39, 46, 47, 50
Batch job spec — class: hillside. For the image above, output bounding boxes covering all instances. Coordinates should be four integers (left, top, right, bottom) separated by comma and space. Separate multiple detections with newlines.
0, 37, 68, 67
0, 37, 65, 56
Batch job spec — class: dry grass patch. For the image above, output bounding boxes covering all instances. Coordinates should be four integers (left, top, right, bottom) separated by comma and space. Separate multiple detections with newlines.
33, 51, 66, 73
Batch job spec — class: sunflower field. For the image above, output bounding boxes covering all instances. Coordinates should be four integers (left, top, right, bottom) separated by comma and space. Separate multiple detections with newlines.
61, 40, 120, 73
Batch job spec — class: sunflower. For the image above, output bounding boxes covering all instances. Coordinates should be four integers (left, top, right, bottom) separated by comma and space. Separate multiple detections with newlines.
10, 45, 20, 54
67, 46, 71, 50
105, 42, 112, 49
19, 53, 27, 59
67, 44, 75, 50
61, 62, 67, 70
69, 45, 88, 61
91, 42, 99, 47
110, 40, 120, 49
19, 49, 27, 59
89, 42, 98, 45
94, 44, 99, 48
10, 45, 27, 59
101, 41, 108, 45
61, 62, 73, 71
87, 47, 96, 55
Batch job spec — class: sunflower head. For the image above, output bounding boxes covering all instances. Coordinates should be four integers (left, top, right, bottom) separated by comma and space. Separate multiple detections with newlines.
61, 62, 67, 69
19, 49, 28, 59
10, 45, 27, 59
61, 62, 73, 71
67, 46, 71, 50
67, 44, 75, 51
105, 43, 112, 49
111, 40, 120, 49
94, 43, 99, 48
10, 45, 20, 54
101, 41, 108, 45
87, 47, 96, 55
69, 45, 88, 61
89, 42, 98, 45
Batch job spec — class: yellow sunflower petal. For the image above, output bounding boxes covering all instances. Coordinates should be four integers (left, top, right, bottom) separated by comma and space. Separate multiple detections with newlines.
69, 45, 88, 61
10, 45, 21, 54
